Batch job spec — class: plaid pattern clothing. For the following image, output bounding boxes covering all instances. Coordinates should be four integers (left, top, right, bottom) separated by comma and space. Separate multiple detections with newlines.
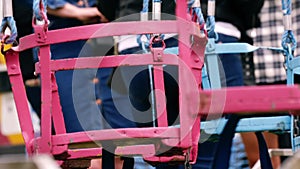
251, 0, 300, 83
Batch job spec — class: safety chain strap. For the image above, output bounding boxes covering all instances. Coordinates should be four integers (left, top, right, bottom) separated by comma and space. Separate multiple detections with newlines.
137, 0, 152, 53
0, 17, 17, 45
137, 0, 206, 52
33, 0, 47, 22
189, 0, 205, 33
294, 116, 300, 137
281, 0, 296, 54
280, 0, 300, 152
184, 148, 192, 169
137, 0, 165, 53
206, 0, 217, 39
281, 0, 296, 85
0, 0, 17, 52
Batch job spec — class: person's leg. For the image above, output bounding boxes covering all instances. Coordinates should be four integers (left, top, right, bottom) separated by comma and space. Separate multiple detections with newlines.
263, 132, 281, 168
122, 157, 134, 169
241, 132, 280, 168
102, 146, 116, 169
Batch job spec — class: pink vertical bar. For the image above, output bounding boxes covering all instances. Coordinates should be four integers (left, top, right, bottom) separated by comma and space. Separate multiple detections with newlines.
190, 117, 200, 163
50, 72, 68, 155
39, 45, 52, 153
177, 0, 194, 149
51, 73, 66, 135
49, 73, 68, 163
5, 50, 35, 154
153, 65, 168, 127
189, 35, 206, 163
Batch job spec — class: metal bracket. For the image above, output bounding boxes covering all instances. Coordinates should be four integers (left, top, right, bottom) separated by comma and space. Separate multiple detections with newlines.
205, 38, 221, 89
152, 47, 164, 62
33, 24, 48, 43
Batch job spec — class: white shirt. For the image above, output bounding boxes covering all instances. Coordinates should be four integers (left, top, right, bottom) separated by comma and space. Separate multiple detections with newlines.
215, 21, 241, 39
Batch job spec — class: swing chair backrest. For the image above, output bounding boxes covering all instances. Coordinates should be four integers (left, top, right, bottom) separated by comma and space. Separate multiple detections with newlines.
4, 0, 207, 167
5, 0, 300, 168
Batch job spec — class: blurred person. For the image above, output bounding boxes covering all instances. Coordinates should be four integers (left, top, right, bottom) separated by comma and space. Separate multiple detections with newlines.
45, 0, 107, 132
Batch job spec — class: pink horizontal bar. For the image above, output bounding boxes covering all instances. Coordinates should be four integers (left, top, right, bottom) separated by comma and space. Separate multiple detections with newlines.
144, 155, 185, 163
53, 144, 156, 159
48, 127, 180, 146
198, 85, 300, 115
34, 54, 179, 73
17, 20, 201, 51
115, 144, 155, 157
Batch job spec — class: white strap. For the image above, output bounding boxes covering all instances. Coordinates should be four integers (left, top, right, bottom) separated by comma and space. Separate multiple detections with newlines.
283, 15, 292, 31
192, 0, 201, 8
3, 0, 13, 17
207, 0, 215, 16
152, 1, 161, 21
0, 0, 2, 19
141, 12, 148, 21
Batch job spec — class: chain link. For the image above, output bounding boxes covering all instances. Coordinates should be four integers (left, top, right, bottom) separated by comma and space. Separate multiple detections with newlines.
294, 116, 300, 137
184, 149, 192, 169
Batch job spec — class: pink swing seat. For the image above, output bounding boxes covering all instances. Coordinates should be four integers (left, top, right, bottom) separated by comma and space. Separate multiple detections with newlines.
4, 0, 300, 168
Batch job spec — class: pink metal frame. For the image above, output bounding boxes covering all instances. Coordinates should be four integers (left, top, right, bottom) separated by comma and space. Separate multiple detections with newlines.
4, 0, 300, 167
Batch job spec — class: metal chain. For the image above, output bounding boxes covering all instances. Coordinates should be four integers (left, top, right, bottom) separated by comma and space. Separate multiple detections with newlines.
0, 0, 17, 45
294, 116, 300, 137
33, 0, 47, 22
184, 149, 192, 169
